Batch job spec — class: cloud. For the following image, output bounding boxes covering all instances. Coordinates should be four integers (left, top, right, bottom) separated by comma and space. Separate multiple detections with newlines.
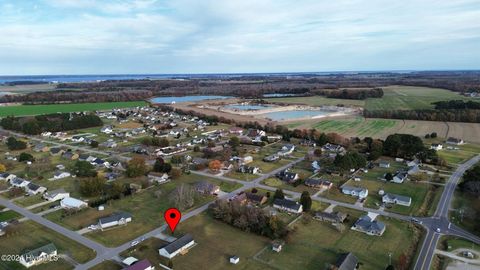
0, 0, 479, 74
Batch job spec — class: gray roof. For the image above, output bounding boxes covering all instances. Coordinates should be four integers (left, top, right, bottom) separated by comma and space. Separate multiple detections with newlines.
99, 212, 132, 224
383, 193, 411, 204
335, 252, 359, 270
21, 243, 57, 263
354, 215, 385, 234
273, 198, 302, 211
162, 234, 194, 254
27, 182, 41, 191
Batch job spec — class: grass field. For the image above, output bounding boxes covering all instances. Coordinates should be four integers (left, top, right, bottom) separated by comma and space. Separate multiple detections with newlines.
0, 221, 95, 269
170, 214, 270, 270
365, 85, 470, 110
257, 210, 419, 270
0, 101, 147, 116
0, 210, 21, 222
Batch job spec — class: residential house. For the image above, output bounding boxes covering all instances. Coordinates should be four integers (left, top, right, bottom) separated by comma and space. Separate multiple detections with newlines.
276, 169, 299, 184
314, 211, 348, 223
278, 144, 295, 156
60, 197, 88, 209
351, 215, 386, 236
19, 243, 57, 268
272, 241, 284, 252
62, 151, 79, 160
273, 198, 303, 214
378, 160, 390, 168
92, 158, 110, 168
263, 154, 280, 162
33, 143, 50, 153
304, 179, 332, 190
148, 172, 170, 184
228, 127, 244, 135
322, 143, 345, 153
71, 136, 85, 143
158, 234, 195, 259
10, 177, 30, 188
245, 192, 268, 205
50, 147, 64, 156
26, 183, 47, 195
100, 140, 117, 148
237, 165, 260, 174
392, 172, 407, 183
231, 156, 253, 165
195, 181, 220, 195
446, 137, 464, 145
101, 126, 113, 134
334, 252, 359, 270
53, 171, 71, 180
0, 173, 16, 182
43, 189, 70, 202
341, 186, 368, 199
407, 165, 420, 175
312, 160, 321, 172
430, 143, 443, 151
123, 259, 154, 270
382, 193, 412, 207
98, 212, 132, 230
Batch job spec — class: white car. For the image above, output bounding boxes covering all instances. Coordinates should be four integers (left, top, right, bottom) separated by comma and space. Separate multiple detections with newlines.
436, 228, 441, 233
131, 240, 139, 246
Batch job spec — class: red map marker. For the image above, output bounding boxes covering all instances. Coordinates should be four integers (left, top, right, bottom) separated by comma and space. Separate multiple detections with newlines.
164, 208, 181, 233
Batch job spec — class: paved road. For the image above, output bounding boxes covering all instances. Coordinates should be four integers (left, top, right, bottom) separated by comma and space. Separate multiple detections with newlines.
0, 197, 110, 256
413, 155, 480, 270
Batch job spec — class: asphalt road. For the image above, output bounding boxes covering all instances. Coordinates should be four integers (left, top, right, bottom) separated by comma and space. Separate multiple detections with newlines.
413, 155, 480, 270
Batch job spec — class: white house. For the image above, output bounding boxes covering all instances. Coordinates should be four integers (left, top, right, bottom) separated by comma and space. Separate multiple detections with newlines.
60, 197, 87, 209
378, 160, 390, 168
53, 171, 71, 180
382, 193, 412, 207
159, 234, 195, 259
392, 172, 408, 183
10, 177, 30, 188
19, 243, 57, 268
341, 186, 368, 199
430, 143, 443, 151
43, 189, 70, 202
26, 183, 47, 195
273, 198, 303, 214
148, 173, 170, 184
101, 126, 113, 134
0, 173, 16, 182
98, 212, 132, 230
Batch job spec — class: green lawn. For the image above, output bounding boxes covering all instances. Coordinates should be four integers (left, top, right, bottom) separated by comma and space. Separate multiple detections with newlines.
170, 214, 271, 270
257, 210, 419, 270
0, 221, 95, 269
0, 101, 147, 117
46, 173, 235, 247
0, 210, 21, 222
440, 236, 480, 252
450, 191, 480, 236
88, 261, 122, 270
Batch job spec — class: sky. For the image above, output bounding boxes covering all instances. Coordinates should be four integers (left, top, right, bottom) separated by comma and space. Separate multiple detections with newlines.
0, 0, 479, 75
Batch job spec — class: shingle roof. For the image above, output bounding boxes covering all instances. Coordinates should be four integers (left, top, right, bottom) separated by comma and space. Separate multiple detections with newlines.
99, 212, 132, 224
335, 252, 359, 270
123, 259, 152, 270
162, 234, 194, 254
21, 243, 57, 263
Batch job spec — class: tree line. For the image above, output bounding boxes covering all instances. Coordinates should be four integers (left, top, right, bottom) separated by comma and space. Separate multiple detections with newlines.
311, 87, 384, 100
0, 113, 103, 135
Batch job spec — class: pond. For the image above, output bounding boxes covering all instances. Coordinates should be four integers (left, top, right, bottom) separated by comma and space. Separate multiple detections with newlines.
150, 95, 232, 104
263, 93, 301, 97
264, 110, 329, 121
225, 104, 273, 110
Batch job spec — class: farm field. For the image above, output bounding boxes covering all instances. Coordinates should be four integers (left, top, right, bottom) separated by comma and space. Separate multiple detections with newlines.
284, 116, 480, 143
365, 85, 470, 110
0, 221, 96, 269
257, 208, 419, 270
0, 101, 147, 116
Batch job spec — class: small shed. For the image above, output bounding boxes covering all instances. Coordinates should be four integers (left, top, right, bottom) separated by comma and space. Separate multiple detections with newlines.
229, 256, 240, 264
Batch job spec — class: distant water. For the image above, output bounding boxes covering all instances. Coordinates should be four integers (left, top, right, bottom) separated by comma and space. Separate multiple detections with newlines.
265, 110, 328, 121
150, 95, 232, 104
0, 71, 415, 84
262, 93, 301, 97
